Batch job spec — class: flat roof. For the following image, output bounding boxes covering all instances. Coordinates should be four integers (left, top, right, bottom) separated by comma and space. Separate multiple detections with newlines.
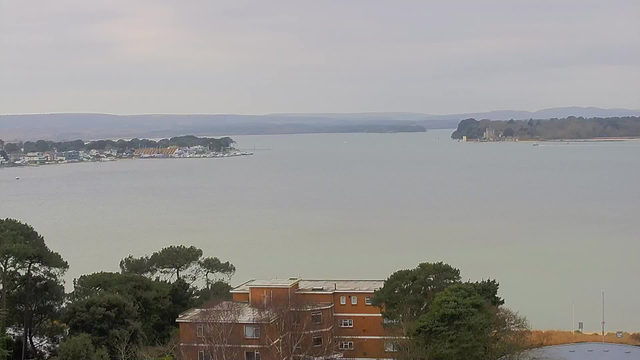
177, 301, 276, 324
298, 280, 384, 292
230, 278, 300, 292
522, 343, 640, 360
231, 279, 384, 293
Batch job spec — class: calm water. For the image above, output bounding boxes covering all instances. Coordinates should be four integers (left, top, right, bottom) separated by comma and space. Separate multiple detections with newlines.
1, 130, 639, 331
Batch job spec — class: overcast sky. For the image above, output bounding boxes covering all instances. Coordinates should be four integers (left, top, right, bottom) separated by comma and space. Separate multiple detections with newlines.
1, 1, 639, 115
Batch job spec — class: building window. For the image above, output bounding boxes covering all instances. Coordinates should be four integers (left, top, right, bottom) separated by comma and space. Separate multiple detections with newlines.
292, 312, 301, 326
339, 319, 353, 327
351, 296, 357, 305
313, 336, 323, 347
384, 341, 400, 352
311, 311, 322, 324
197, 324, 204, 337
339, 341, 354, 350
383, 317, 399, 324
198, 350, 205, 360
245, 351, 261, 360
244, 325, 261, 339
365, 296, 373, 305
340, 296, 346, 305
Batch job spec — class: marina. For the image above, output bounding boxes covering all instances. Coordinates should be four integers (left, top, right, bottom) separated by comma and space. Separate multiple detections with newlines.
0, 139, 253, 168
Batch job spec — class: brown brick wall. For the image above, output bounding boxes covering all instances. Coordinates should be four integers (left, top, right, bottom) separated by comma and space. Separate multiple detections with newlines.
232, 292, 249, 302
180, 287, 395, 360
337, 338, 397, 359
335, 315, 386, 337
334, 292, 379, 314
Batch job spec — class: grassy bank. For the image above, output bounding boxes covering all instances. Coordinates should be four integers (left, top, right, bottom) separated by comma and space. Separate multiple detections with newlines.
528, 330, 640, 347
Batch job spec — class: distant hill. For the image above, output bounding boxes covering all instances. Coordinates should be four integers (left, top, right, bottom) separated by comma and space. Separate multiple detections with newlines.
1, 107, 639, 141
270, 112, 433, 121
423, 107, 640, 121
274, 107, 640, 121
530, 107, 640, 119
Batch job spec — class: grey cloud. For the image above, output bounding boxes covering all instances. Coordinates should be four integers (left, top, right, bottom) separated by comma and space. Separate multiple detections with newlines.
0, 0, 638, 114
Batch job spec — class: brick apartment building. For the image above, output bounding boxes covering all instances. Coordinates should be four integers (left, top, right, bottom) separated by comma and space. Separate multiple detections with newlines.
178, 278, 400, 360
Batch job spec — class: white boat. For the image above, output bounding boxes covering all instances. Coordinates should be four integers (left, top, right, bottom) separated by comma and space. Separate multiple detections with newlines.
533, 143, 539, 147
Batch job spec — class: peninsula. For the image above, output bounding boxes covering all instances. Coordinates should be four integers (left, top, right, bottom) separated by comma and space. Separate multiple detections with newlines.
451, 116, 640, 141
0, 135, 250, 167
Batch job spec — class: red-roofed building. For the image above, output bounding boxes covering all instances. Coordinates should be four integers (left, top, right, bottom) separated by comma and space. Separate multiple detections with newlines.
178, 278, 399, 360
133, 146, 179, 156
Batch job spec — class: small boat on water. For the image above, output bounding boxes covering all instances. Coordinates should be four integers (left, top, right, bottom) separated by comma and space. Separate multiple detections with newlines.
15, 177, 20, 180
533, 143, 539, 147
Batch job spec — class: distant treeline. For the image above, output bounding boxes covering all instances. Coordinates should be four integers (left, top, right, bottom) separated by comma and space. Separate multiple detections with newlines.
451, 116, 640, 140
324, 124, 426, 133
0, 135, 235, 153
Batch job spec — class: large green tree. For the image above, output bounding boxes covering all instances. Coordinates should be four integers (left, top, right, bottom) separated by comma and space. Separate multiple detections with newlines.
62, 245, 235, 356
372, 262, 461, 322
470, 278, 504, 307
199, 257, 235, 287
411, 283, 495, 360
118, 256, 153, 277
374, 262, 528, 360
121, 246, 235, 285
69, 246, 235, 350
0, 219, 26, 358
71, 272, 175, 344
0, 219, 68, 360
9, 275, 66, 357
148, 245, 202, 281
65, 293, 142, 351
16, 234, 67, 360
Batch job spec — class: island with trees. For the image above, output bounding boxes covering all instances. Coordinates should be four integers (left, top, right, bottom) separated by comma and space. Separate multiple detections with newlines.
451, 116, 640, 141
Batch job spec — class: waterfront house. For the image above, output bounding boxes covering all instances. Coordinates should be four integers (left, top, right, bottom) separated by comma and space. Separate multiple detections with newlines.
44, 152, 57, 162
65, 150, 81, 162
483, 128, 497, 141
25, 152, 45, 164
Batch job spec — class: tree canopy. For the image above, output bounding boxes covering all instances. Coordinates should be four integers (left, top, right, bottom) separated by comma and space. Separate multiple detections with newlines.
451, 116, 640, 140
372, 262, 461, 321
65, 293, 142, 350
118, 256, 153, 277
1, 136, 235, 154
0, 219, 68, 359
199, 257, 236, 286
73, 245, 236, 350
0, 219, 236, 359
56, 334, 96, 360
121, 246, 235, 285
373, 262, 528, 360
148, 245, 203, 281
70, 272, 175, 344
411, 283, 495, 360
